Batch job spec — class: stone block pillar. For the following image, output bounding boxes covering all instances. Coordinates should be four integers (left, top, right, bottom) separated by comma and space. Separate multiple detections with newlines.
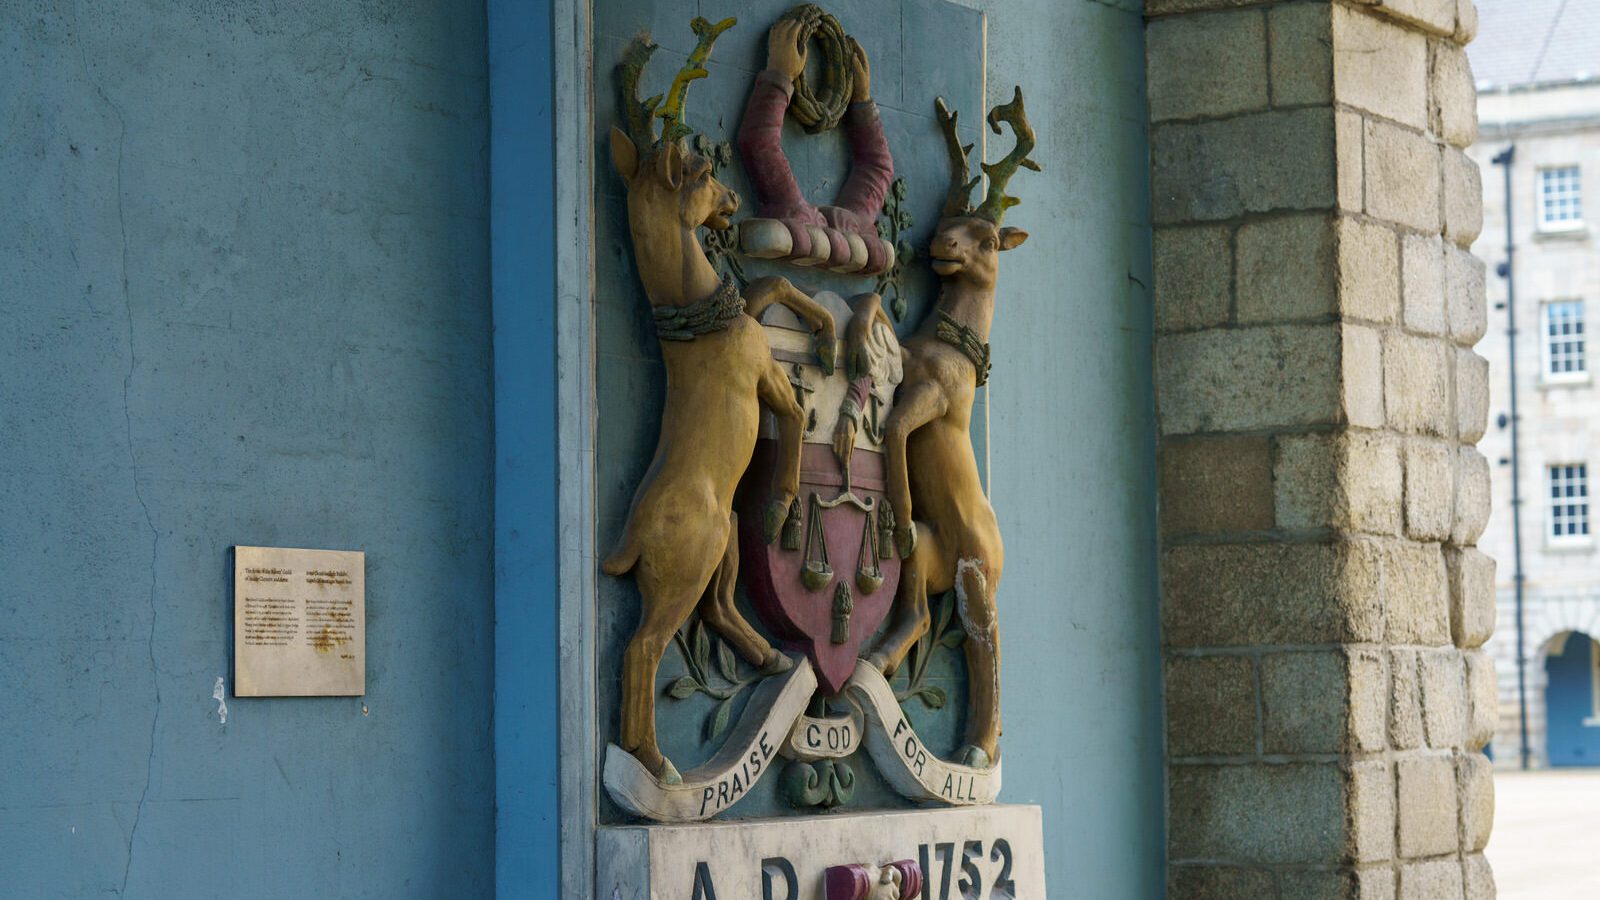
1146, 0, 1494, 896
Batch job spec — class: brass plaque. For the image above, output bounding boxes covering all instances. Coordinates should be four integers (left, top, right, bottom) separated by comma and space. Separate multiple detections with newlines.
233, 546, 365, 697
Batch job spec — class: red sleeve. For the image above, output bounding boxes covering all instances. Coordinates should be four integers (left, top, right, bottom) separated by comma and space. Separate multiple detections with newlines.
835, 100, 894, 223
736, 71, 821, 223
846, 377, 871, 411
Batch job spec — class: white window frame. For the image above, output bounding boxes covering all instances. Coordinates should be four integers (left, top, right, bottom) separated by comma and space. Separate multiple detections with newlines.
1541, 299, 1589, 384
1538, 165, 1585, 233
1548, 463, 1592, 546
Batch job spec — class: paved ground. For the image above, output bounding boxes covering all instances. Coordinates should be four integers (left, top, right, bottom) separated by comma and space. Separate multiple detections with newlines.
1488, 769, 1600, 898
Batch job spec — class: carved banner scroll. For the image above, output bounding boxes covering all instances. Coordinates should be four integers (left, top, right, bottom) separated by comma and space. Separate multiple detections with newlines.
604, 655, 1002, 821
604, 658, 819, 822
783, 708, 863, 762
847, 660, 1002, 806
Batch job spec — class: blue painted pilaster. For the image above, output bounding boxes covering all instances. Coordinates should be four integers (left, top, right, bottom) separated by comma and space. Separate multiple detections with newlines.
489, 0, 563, 890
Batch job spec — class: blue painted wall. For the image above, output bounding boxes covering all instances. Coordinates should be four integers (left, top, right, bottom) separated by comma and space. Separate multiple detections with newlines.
1546, 633, 1600, 767
979, 1, 1164, 895
0, 3, 496, 896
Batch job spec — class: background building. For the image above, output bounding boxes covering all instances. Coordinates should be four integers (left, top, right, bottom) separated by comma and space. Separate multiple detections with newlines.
1471, 1, 1600, 768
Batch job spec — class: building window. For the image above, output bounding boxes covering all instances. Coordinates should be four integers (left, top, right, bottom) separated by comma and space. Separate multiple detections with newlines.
1539, 165, 1584, 231
1550, 463, 1591, 541
1543, 300, 1587, 380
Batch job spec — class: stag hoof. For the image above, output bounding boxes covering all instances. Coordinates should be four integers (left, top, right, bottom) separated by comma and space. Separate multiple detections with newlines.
846, 347, 868, 381
758, 649, 795, 676
895, 521, 918, 559
862, 649, 899, 678
814, 332, 838, 375
656, 757, 682, 786
763, 497, 792, 545
956, 745, 991, 769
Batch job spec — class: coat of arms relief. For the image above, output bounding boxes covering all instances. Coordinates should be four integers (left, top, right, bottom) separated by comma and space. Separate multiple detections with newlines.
598, 8, 1038, 876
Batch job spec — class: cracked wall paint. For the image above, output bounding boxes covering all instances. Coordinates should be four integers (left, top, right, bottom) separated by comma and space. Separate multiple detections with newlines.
69, 9, 167, 893
0, 2, 496, 896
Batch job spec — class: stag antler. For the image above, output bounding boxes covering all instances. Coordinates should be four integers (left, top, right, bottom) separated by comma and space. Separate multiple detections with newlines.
659, 17, 737, 146
935, 97, 981, 220
617, 18, 736, 151
974, 87, 1041, 224
618, 35, 664, 148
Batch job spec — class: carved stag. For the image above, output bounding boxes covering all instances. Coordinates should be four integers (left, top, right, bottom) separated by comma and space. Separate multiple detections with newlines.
600, 18, 840, 785
859, 88, 1039, 768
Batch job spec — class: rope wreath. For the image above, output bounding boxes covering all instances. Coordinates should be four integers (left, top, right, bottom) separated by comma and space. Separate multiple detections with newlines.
781, 4, 853, 134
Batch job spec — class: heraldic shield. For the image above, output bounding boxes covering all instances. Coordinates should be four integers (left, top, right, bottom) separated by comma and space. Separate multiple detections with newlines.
739, 291, 903, 696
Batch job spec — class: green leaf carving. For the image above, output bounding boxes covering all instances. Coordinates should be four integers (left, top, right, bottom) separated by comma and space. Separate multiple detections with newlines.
894, 592, 965, 710
707, 695, 735, 741
666, 617, 764, 746
781, 760, 828, 808
875, 177, 915, 321
781, 758, 855, 810
716, 640, 740, 685
825, 759, 856, 808
693, 619, 711, 670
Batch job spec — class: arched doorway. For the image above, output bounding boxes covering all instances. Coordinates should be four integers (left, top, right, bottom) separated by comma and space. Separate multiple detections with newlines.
1544, 631, 1600, 766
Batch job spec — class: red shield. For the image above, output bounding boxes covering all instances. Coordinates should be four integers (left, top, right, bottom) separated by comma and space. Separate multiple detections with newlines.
741, 439, 901, 695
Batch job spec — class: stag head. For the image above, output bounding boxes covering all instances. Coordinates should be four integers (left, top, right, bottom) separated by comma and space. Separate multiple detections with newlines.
610, 18, 740, 232
927, 88, 1039, 286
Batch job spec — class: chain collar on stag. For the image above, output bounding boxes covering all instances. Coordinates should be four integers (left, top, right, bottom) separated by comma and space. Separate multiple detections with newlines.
652, 275, 745, 342
935, 311, 991, 387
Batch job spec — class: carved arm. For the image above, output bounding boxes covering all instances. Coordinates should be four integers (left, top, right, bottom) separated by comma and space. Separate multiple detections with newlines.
737, 71, 824, 224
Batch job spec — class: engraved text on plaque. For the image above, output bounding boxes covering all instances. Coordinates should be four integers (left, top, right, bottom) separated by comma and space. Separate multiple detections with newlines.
233, 546, 365, 696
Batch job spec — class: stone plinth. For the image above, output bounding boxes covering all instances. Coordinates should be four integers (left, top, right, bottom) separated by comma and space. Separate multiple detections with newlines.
598, 804, 1044, 899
